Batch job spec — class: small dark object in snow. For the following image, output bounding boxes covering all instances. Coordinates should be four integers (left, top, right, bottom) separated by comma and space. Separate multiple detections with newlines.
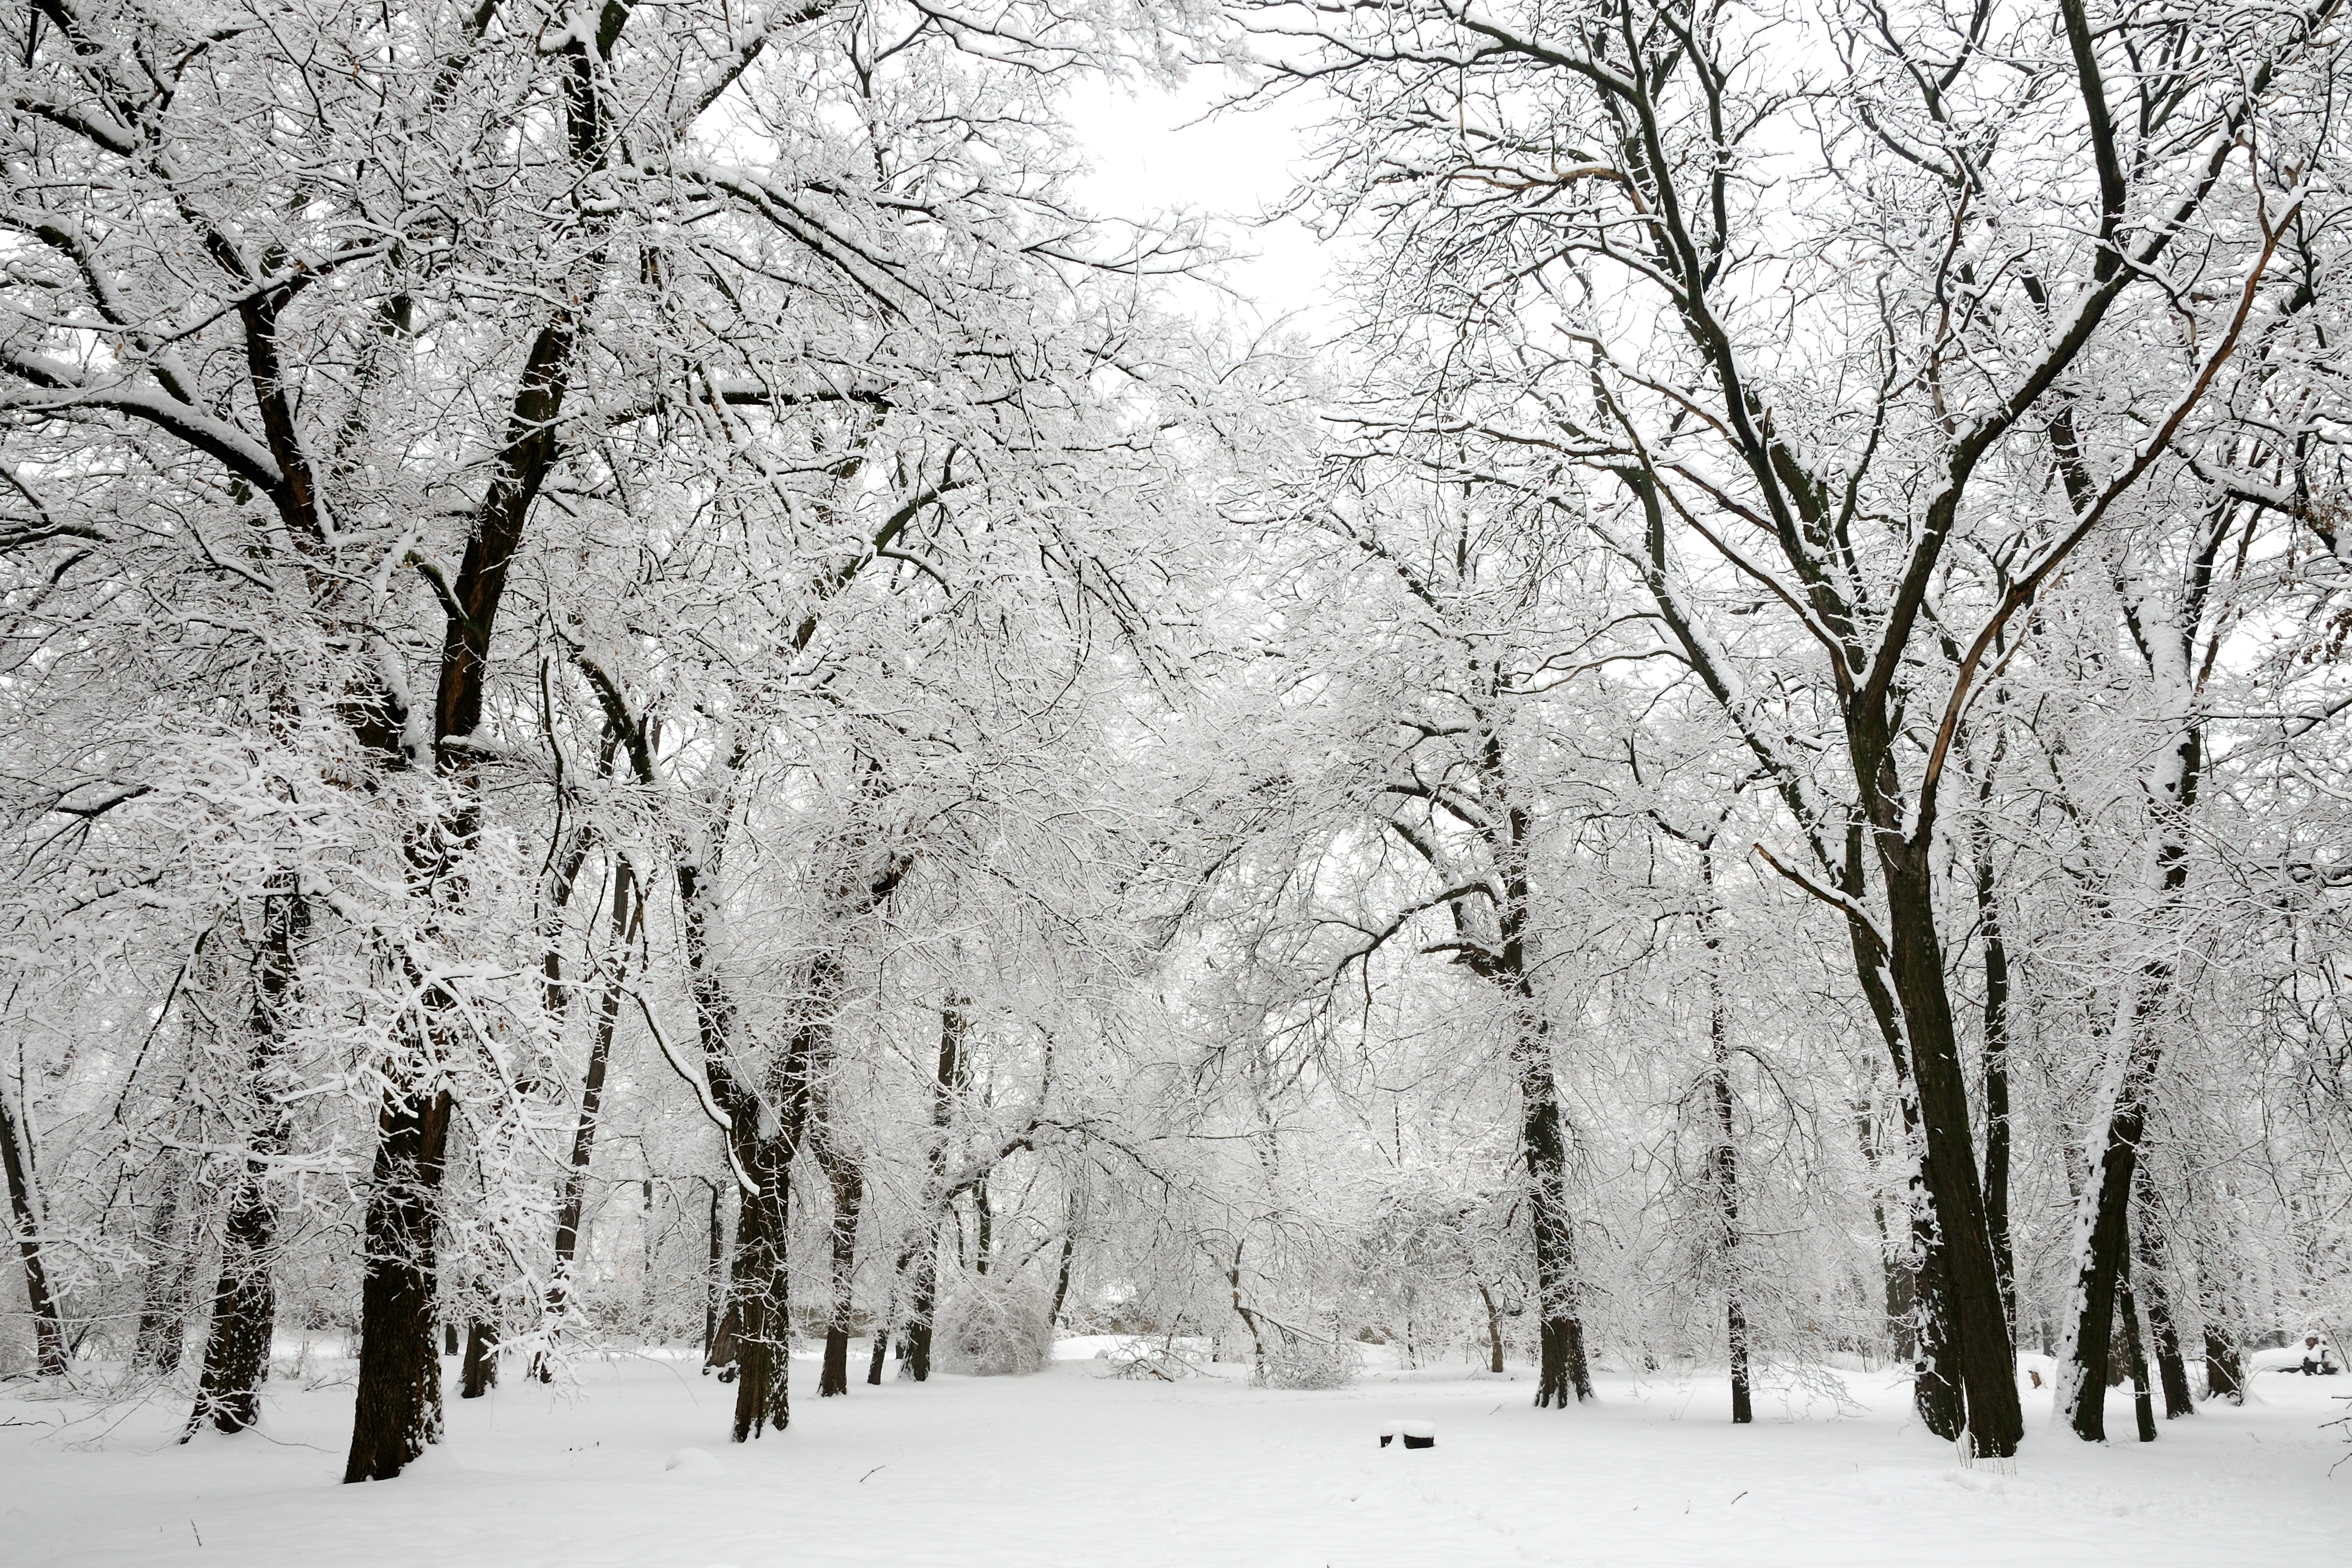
1401, 1420, 1436, 1450
1402, 1434, 1435, 1449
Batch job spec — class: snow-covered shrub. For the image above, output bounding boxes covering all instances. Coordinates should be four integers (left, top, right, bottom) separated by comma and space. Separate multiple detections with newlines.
934, 1276, 1054, 1377
1256, 1335, 1361, 1390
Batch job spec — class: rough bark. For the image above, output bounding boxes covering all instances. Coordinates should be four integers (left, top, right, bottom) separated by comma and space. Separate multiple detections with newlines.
2120, 1270, 2157, 1443
342, 1073, 454, 1482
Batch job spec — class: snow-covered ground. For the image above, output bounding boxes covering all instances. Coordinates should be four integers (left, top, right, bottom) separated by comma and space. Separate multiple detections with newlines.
2, 1343, 2342, 1567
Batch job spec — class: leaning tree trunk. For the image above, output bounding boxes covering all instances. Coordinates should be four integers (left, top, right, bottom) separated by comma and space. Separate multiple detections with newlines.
2120, 1267, 2157, 1444
540, 854, 638, 1382
2054, 999, 2166, 1441
1872, 828, 2021, 1463
188, 887, 303, 1436
1971, 831, 2017, 1330
2132, 1165, 2195, 1419
1848, 894, 1962, 1441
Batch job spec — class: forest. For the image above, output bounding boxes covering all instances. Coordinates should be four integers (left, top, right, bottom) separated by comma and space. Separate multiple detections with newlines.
0, 0, 2347, 1560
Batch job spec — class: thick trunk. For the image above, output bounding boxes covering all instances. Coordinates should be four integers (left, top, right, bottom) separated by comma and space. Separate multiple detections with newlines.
1517, 1011, 1589, 1408
1875, 836, 2020, 1462
343, 1077, 454, 1482
2202, 1324, 2243, 1403
459, 1321, 497, 1398
904, 1229, 940, 1382
188, 1175, 279, 1434
725, 1138, 791, 1439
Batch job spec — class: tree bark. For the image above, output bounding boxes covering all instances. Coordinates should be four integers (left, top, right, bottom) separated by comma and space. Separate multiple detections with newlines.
543, 855, 638, 1375
459, 1321, 497, 1399
186, 886, 305, 1434
134, 1152, 194, 1375
342, 1072, 454, 1481
2132, 1167, 2194, 1418
2120, 1269, 2157, 1443
1871, 824, 2021, 1461
816, 1155, 862, 1397
1700, 845, 1750, 1425
0, 1055, 66, 1378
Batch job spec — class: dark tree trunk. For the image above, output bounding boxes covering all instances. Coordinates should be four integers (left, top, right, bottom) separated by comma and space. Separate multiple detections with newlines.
0, 1057, 67, 1379
866, 1320, 892, 1385
973, 1179, 992, 1276
2202, 1325, 2243, 1403
1972, 835, 2016, 1329
725, 1140, 791, 1440
545, 855, 637, 1373
1699, 846, 1750, 1425
442, 1323, 458, 1357
343, 1076, 454, 1481
460, 1321, 497, 1398
703, 1180, 725, 1365
2120, 1271, 2157, 1443
188, 886, 304, 1436
135, 1153, 194, 1375
904, 1238, 940, 1382
2057, 730, 2202, 1442
1049, 1206, 1077, 1327
2058, 1030, 2160, 1442
817, 1158, 862, 1398
1518, 1008, 1589, 1408
2132, 1166, 2193, 1418
1873, 829, 2019, 1461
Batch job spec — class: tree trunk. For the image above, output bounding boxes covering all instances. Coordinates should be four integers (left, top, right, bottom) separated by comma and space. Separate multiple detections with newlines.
2201, 1325, 2243, 1403
725, 1139, 791, 1439
1873, 833, 2020, 1462
1700, 846, 1750, 1425
1972, 836, 2016, 1329
342, 1073, 454, 1482
0, 1058, 66, 1379
545, 855, 637, 1374
817, 1156, 862, 1398
1517, 1009, 1590, 1408
2055, 1025, 2160, 1442
134, 1153, 194, 1375
1049, 1206, 1077, 1327
2120, 1270, 2157, 1443
1478, 1281, 1505, 1374
904, 1227, 941, 1382
2132, 1166, 2193, 1418
188, 885, 305, 1434
704, 1180, 725, 1365
460, 1321, 497, 1399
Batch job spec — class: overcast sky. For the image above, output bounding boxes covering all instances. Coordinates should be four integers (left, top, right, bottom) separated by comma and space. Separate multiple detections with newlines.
1060, 72, 1342, 330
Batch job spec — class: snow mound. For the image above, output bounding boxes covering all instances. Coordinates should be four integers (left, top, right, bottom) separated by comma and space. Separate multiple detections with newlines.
934, 1276, 1053, 1377
663, 1447, 723, 1476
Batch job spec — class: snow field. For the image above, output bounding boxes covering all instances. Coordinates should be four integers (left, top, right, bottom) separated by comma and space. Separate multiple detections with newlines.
0, 1346, 2342, 1567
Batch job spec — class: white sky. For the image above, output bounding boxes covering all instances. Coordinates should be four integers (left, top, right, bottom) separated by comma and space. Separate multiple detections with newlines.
1060, 72, 1344, 332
